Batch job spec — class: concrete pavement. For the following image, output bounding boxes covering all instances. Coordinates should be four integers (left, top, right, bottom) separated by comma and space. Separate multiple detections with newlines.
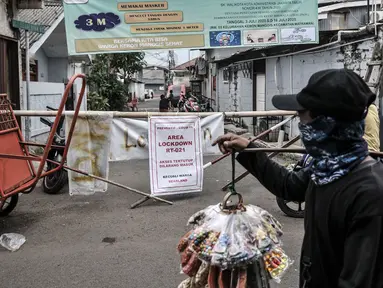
137, 98, 161, 112
0, 156, 303, 288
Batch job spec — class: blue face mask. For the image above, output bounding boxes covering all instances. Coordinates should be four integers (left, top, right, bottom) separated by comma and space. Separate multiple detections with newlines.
298, 116, 368, 186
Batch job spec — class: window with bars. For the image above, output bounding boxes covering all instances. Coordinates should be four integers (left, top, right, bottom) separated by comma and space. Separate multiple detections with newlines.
21, 54, 38, 82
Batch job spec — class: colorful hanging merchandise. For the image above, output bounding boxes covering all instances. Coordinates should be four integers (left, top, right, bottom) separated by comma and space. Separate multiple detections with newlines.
177, 154, 292, 288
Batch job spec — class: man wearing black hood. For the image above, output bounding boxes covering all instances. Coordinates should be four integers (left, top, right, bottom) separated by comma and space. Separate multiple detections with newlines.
213, 69, 383, 288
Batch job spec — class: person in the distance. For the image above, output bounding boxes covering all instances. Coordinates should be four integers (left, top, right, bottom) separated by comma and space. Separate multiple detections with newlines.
159, 94, 169, 112
213, 69, 383, 288
363, 102, 380, 151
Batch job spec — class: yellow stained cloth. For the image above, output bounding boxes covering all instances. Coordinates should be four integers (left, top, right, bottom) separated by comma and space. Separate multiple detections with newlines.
363, 104, 380, 152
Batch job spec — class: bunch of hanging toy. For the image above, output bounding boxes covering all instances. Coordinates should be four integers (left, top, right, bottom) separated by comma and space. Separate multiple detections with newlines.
177, 154, 292, 288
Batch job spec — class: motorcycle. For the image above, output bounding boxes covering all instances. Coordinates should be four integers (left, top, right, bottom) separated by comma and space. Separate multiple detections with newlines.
276, 154, 312, 218
39, 106, 68, 194
182, 95, 201, 112
177, 93, 186, 112
179, 94, 215, 112
199, 96, 215, 112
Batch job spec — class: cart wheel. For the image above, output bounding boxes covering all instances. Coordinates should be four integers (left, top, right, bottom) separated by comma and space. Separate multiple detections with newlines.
22, 185, 36, 194
0, 194, 19, 217
276, 197, 305, 218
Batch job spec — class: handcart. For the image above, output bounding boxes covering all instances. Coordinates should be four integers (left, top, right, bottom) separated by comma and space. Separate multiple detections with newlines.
0, 74, 86, 216
0, 73, 173, 216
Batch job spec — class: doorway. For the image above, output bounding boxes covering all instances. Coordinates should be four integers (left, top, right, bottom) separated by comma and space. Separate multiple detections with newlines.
0, 37, 21, 110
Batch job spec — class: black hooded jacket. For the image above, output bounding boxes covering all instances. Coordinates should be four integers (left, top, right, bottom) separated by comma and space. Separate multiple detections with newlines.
237, 143, 383, 288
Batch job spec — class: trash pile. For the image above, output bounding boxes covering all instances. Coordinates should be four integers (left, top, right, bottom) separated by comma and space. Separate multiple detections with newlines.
177, 202, 292, 288
0, 233, 26, 252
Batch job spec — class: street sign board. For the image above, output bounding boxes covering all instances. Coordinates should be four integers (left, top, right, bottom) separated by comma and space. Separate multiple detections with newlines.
12, 20, 45, 34
63, 0, 319, 55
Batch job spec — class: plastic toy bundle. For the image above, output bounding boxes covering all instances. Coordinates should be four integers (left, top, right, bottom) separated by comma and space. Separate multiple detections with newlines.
177, 203, 292, 287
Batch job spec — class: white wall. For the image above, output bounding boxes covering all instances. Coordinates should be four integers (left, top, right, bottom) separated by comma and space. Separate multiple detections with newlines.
217, 70, 253, 127
22, 81, 65, 141
34, 49, 49, 82
22, 78, 88, 144
239, 75, 253, 128
173, 76, 190, 86
265, 39, 376, 110
129, 82, 145, 101
48, 58, 68, 83
205, 48, 250, 107
255, 74, 266, 111
265, 39, 376, 138
70, 63, 87, 111
218, 71, 230, 112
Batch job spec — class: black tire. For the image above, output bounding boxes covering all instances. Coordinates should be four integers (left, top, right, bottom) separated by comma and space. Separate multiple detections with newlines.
43, 163, 68, 194
0, 194, 19, 217
276, 197, 305, 218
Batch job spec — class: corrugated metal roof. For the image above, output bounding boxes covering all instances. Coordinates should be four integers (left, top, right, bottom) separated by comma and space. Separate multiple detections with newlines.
319, 7, 368, 31
172, 58, 198, 70
15, 0, 63, 49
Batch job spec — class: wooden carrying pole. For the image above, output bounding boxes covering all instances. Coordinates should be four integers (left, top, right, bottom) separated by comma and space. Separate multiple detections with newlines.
222, 144, 383, 191
241, 148, 383, 158
203, 116, 295, 169
221, 135, 301, 191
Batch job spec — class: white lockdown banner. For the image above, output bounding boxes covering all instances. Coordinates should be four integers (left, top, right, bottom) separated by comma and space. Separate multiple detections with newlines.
148, 116, 203, 196
109, 113, 224, 161
200, 113, 224, 155
109, 117, 150, 161
66, 113, 223, 196
66, 113, 113, 196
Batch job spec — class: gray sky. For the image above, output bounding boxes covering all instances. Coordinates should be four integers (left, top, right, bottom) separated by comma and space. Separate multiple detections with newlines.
144, 49, 203, 67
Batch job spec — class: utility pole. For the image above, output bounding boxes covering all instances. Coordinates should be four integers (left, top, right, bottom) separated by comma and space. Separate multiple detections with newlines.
25, 29, 31, 142
167, 50, 175, 86
11, 20, 44, 141
168, 50, 175, 69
